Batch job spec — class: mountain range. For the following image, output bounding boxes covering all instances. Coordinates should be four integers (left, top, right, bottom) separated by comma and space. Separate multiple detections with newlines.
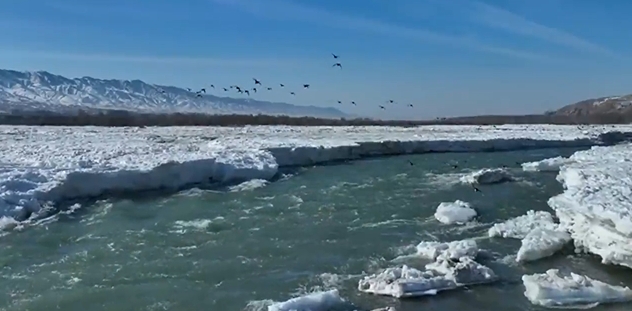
549, 94, 632, 117
0, 69, 349, 118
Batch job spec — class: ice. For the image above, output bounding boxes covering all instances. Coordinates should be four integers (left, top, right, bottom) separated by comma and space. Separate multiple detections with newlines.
522, 269, 632, 308
548, 143, 632, 268
434, 200, 477, 224
488, 210, 559, 239
395, 239, 479, 262
516, 228, 571, 262
266, 289, 347, 311
522, 156, 573, 172
460, 168, 513, 185
1, 124, 631, 223
358, 257, 497, 298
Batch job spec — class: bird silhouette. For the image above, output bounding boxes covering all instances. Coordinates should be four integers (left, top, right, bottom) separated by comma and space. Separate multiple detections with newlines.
388, 99, 394, 104
333, 63, 342, 69
252, 87, 257, 93
408, 104, 413, 107
408, 160, 414, 166
351, 101, 356, 105
235, 86, 242, 92
266, 87, 272, 91
196, 93, 202, 98
245, 90, 250, 96
337, 100, 342, 104
210, 85, 215, 89
332, 53, 339, 59
238, 89, 244, 94
253, 78, 261, 85
280, 83, 285, 87
303, 84, 310, 89
160, 89, 166, 94
200, 88, 206, 93
379, 105, 385, 109
290, 92, 295, 95
223, 88, 228, 91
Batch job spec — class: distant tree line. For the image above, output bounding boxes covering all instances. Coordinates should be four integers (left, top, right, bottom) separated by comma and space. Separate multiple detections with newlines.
0, 109, 629, 127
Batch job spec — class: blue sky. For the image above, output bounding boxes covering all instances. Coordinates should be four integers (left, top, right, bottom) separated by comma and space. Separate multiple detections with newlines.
2, 0, 632, 119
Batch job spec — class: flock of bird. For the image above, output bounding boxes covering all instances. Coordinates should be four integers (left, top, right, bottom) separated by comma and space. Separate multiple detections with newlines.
159, 53, 415, 111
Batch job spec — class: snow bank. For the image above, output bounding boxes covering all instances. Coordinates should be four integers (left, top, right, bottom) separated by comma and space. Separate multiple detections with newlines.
522, 269, 632, 308
516, 228, 571, 262
267, 289, 347, 311
460, 168, 513, 185
358, 257, 497, 298
548, 143, 632, 268
434, 200, 477, 224
1, 125, 631, 222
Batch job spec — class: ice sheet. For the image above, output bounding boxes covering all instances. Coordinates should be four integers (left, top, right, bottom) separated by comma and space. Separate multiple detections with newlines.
434, 200, 477, 224
488, 210, 559, 239
522, 269, 632, 308
1, 124, 631, 223
460, 168, 513, 185
266, 289, 347, 311
548, 143, 632, 268
358, 257, 497, 298
516, 228, 571, 262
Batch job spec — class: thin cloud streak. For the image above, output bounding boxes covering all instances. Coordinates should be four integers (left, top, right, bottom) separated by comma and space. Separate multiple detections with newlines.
470, 1, 617, 57
209, 0, 549, 61
0, 49, 304, 67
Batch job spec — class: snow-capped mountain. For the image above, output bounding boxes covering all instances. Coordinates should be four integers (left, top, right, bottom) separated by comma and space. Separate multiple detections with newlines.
0, 69, 348, 118
550, 94, 632, 116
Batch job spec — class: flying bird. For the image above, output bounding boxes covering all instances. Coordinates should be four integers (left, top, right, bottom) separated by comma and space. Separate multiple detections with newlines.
280, 83, 285, 87
408, 104, 413, 107
223, 88, 228, 91
266, 87, 272, 91
235, 86, 242, 92
196, 93, 202, 98
408, 160, 414, 166
253, 78, 261, 85
332, 53, 339, 59
238, 89, 244, 94
290, 92, 295, 95
379, 105, 385, 109
245, 90, 250, 96
351, 101, 356, 105
252, 87, 257, 93
210, 85, 215, 89
337, 100, 342, 104
303, 84, 310, 89
332, 63, 342, 69
160, 89, 166, 94
200, 88, 206, 93
388, 99, 394, 104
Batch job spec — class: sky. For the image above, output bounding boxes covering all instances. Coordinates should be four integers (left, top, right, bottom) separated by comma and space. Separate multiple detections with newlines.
2, 0, 632, 120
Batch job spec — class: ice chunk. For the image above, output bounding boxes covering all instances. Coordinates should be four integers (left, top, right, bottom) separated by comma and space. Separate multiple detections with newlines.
358, 257, 497, 298
267, 289, 347, 311
522, 269, 632, 308
516, 228, 571, 262
434, 200, 477, 225
414, 240, 479, 261
460, 168, 513, 185
521, 156, 573, 172
488, 210, 558, 239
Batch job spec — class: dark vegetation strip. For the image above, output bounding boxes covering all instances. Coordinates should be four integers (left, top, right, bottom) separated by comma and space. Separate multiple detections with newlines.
0, 109, 629, 127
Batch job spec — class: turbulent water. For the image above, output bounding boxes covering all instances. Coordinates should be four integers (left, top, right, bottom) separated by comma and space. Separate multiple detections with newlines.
2, 147, 631, 311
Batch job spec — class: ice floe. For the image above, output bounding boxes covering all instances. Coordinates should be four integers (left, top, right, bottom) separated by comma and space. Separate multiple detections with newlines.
358, 257, 497, 298
548, 143, 632, 268
434, 200, 477, 225
1, 125, 631, 222
394, 239, 479, 262
516, 228, 571, 262
460, 168, 513, 185
521, 156, 573, 172
488, 210, 559, 239
266, 289, 348, 311
522, 269, 632, 308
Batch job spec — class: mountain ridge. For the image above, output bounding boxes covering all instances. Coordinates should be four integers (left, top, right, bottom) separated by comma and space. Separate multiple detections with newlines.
0, 69, 349, 118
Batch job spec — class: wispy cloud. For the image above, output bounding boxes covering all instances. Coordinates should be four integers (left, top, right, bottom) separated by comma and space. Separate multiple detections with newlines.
208, 0, 549, 61
469, 1, 617, 57
0, 49, 300, 67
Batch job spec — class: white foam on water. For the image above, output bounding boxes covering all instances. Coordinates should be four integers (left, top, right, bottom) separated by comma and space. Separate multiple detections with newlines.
1, 124, 630, 224
522, 269, 632, 308
434, 200, 477, 225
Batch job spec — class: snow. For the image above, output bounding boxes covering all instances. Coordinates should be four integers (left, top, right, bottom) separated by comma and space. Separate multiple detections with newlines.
488, 210, 559, 239
266, 289, 347, 311
1, 124, 631, 224
516, 228, 571, 262
460, 168, 513, 185
394, 239, 479, 262
522, 156, 573, 172
434, 200, 477, 224
522, 269, 632, 308
547, 143, 632, 268
358, 257, 497, 298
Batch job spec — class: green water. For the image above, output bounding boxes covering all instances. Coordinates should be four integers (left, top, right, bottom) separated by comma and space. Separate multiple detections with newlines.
2, 147, 631, 311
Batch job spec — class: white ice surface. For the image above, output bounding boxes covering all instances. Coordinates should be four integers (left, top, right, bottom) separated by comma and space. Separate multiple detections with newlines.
1, 124, 630, 221
548, 143, 632, 268
266, 289, 346, 311
522, 156, 574, 172
488, 210, 559, 239
394, 239, 479, 262
516, 228, 571, 262
358, 257, 497, 298
434, 200, 477, 225
460, 168, 513, 185
522, 269, 632, 308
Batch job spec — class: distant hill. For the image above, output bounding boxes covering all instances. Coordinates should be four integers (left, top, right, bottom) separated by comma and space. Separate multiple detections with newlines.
547, 94, 632, 117
0, 69, 349, 119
